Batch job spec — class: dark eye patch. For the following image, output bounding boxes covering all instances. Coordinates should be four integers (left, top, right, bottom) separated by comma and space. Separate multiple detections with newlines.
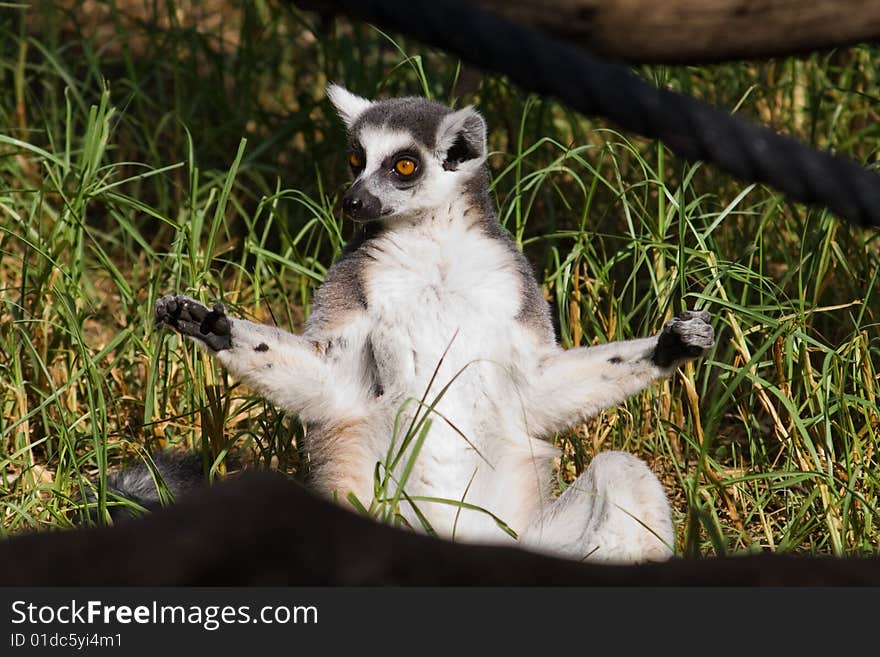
349, 143, 366, 173
381, 148, 422, 185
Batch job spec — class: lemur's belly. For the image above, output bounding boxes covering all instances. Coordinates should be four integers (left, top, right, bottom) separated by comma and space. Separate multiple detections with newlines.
369, 305, 527, 540
361, 226, 545, 540
366, 228, 522, 426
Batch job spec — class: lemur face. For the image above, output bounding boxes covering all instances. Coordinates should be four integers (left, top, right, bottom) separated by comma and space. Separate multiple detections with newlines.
327, 85, 488, 222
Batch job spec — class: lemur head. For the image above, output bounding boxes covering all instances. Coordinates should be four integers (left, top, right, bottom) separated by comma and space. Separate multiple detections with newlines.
327, 85, 488, 223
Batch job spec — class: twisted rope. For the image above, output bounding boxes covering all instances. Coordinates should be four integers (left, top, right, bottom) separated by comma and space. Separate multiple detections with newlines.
310, 0, 880, 229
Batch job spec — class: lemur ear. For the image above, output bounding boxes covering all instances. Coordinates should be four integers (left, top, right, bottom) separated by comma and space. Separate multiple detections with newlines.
435, 106, 487, 171
327, 84, 374, 129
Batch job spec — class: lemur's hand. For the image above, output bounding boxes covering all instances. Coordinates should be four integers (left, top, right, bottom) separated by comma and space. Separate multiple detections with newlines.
154, 295, 232, 351
652, 310, 714, 368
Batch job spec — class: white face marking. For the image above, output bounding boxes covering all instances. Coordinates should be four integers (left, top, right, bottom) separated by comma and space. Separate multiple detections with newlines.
356, 127, 415, 177
351, 126, 476, 220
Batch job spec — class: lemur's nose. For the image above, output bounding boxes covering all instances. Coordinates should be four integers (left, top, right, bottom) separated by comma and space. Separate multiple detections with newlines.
343, 196, 363, 215
342, 185, 383, 222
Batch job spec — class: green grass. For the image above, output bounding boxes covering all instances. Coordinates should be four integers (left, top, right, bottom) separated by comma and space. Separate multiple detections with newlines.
0, 1, 878, 556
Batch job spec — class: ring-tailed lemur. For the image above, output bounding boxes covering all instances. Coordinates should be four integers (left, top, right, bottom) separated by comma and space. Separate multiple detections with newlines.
152, 86, 714, 563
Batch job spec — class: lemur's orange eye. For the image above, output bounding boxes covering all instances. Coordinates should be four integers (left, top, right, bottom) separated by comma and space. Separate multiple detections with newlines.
394, 158, 416, 176
349, 152, 362, 169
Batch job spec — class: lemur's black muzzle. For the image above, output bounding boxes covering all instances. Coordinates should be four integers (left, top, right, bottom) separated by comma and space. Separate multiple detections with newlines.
342, 184, 384, 222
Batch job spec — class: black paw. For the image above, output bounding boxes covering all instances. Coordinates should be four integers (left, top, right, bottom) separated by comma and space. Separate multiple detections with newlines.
154, 295, 232, 351
652, 309, 714, 368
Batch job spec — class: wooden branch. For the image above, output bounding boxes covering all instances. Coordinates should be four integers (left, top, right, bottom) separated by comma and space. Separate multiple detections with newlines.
475, 0, 880, 63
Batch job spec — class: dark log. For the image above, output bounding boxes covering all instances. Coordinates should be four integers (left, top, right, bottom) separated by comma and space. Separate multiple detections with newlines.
0, 473, 877, 585
475, 0, 880, 63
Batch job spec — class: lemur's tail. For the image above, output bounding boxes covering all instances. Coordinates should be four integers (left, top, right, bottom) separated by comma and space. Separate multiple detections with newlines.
87, 451, 206, 522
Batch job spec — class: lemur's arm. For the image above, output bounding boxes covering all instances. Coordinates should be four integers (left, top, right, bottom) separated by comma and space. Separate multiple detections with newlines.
154, 296, 362, 424
522, 310, 714, 436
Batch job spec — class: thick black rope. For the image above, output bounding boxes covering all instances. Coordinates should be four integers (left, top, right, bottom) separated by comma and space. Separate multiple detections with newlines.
304, 0, 880, 229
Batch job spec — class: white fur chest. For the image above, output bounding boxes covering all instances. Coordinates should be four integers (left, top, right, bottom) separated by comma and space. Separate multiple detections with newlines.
358, 214, 538, 536
363, 217, 522, 405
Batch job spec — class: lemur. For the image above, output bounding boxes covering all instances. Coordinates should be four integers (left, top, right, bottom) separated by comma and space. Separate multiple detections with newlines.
151, 86, 714, 563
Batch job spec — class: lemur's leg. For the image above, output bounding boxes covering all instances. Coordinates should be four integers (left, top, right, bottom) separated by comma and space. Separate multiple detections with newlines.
515, 310, 712, 563
304, 421, 378, 507
522, 310, 714, 436
154, 296, 367, 425
518, 451, 674, 562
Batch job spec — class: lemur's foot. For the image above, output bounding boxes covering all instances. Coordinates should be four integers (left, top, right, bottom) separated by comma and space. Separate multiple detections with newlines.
154, 295, 232, 351
652, 309, 714, 368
